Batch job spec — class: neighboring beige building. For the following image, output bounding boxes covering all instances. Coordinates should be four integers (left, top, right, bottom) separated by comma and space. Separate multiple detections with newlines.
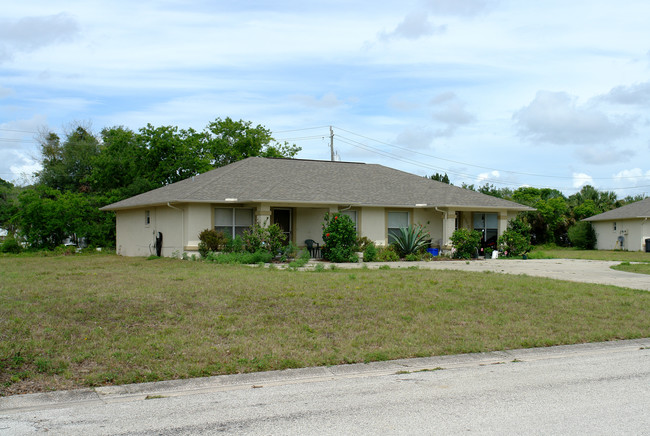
584, 197, 650, 252
101, 157, 533, 257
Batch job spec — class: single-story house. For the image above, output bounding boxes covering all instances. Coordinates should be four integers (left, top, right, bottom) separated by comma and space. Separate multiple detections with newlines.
583, 197, 650, 251
101, 157, 534, 257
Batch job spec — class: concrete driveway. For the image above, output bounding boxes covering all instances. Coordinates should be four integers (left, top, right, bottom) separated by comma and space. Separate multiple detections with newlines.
316, 258, 650, 291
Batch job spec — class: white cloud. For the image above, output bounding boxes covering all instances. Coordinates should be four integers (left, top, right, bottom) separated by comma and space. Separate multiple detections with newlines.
0, 86, 14, 98
572, 172, 593, 189
513, 91, 632, 145
0, 13, 79, 63
393, 126, 435, 149
596, 82, 650, 106
613, 168, 650, 184
575, 146, 635, 165
477, 170, 500, 183
379, 11, 446, 41
430, 92, 475, 136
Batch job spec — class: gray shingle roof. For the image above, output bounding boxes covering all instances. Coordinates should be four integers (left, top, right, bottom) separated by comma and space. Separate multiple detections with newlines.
583, 197, 650, 221
101, 157, 534, 211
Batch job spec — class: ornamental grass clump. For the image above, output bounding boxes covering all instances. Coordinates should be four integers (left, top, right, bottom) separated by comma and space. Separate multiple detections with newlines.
322, 212, 357, 263
392, 225, 430, 257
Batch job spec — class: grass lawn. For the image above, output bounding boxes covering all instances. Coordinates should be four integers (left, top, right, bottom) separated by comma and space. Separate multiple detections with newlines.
528, 246, 650, 262
1, 254, 649, 396
611, 262, 650, 275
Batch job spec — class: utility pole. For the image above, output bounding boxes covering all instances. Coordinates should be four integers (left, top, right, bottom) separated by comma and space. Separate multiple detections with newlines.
330, 126, 335, 161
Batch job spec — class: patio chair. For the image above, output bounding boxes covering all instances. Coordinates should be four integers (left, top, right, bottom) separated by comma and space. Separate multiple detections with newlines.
304, 239, 321, 258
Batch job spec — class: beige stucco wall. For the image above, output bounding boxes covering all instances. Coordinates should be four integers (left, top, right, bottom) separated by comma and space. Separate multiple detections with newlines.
413, 209, 444, 247
592, 219, 650, 251
295, 208, 328, 246
359, 207, 386, 246
185, 203, 212, 249
116, 206, 183, 257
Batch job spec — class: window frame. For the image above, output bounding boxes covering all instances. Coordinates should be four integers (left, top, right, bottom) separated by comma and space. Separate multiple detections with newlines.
214, 207, 254, 239
387, 211, 410, 245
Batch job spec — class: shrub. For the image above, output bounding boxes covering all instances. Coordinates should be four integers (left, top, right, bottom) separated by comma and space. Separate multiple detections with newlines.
498, 217, 532, 257
198, 241, 209, 258
392, 225, 430, 257
224, 235, 245, 253
450, 229, 482, 259
242, 223, 287, 256
356, 236, 373, 252
567, 221, 597, 250
363, 242, 378, 262
322, 212, 357, 263
198, 229, 228, 252
1, 236, 22, 254
376, 245, 399, 262
404, 253, 420, 261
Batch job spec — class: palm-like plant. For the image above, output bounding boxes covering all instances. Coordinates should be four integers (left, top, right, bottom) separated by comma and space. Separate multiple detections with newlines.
392, 225, 430, 257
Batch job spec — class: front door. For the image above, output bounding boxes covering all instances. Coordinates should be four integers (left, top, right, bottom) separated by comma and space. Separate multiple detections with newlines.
272, 208, 292, 243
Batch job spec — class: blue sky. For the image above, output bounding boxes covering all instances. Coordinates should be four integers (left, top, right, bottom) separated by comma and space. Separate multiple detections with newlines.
2, 0, 650, 197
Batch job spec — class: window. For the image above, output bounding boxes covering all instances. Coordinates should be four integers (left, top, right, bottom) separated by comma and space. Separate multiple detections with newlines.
145, 210, 151, 226
215, 208, 253, 238
387, 211, 409, 244
473, 213, 498, 248
340, 210, 357, 231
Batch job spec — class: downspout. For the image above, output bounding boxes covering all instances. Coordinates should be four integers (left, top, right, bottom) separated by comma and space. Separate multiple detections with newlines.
167, 202, 184, 257
435, 206, 448, 248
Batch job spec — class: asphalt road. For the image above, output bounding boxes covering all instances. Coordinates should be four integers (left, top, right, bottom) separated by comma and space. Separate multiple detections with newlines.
2, 339, 649, 435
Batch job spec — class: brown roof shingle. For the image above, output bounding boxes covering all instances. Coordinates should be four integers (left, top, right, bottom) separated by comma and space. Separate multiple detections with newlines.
101, 157, 533, 211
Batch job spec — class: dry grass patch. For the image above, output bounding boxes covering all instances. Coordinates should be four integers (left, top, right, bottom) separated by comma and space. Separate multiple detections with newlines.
1, 255, 649, 396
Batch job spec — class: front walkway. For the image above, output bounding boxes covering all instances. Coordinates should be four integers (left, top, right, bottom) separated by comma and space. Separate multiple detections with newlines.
298, 258, 650, 291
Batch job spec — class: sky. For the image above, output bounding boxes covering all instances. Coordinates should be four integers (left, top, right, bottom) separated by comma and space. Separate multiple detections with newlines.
1, 0, 650, 197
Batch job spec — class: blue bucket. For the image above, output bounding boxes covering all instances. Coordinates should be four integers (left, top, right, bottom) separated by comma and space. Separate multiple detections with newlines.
427, 248, 439, 257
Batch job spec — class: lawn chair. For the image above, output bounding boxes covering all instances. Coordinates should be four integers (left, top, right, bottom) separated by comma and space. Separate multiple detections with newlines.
304, 239, 321, 258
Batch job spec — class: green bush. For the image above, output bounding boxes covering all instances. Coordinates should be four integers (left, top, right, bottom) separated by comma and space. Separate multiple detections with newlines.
1, 236, 22, 254
363, 242, 377, 262
198, 241, 209, 258
567, 221, 597, 250
224, 235, 245, 253
391, 225, 430, 257
198, 229, 228, 252
498, 217, 532, 257
450, 229, 482, 259
242, 223, 287, 256
322, 212, 357, 263
376, 245, 399, 262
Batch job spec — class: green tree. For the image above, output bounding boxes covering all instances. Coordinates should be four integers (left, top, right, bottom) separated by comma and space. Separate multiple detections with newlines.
567, 221, 597, 250
512, 187, 568, 245
430, 172, 450, 184
16, 186, 114, 249
37, 126, 100, 192
0, 178, 19, 234
201, 117, 301, 167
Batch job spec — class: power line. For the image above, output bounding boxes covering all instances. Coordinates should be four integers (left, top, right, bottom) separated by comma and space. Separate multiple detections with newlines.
332, 126, 644, 182
334, 133, 650, 192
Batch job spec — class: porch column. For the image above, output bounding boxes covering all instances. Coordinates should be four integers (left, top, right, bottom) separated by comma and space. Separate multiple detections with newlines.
442, 210, 456, 249
256, 203, 271, 227
498, 210, 508, 237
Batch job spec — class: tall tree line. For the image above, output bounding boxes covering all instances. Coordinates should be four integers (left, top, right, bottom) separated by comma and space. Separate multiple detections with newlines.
1, 118, 300, 250
432, 174, 646, 245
